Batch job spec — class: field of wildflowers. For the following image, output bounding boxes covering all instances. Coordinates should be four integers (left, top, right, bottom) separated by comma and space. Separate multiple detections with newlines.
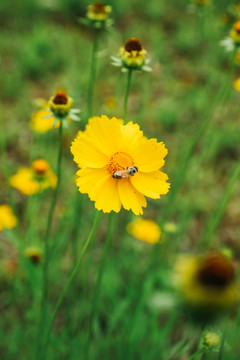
1, 0, 240, 359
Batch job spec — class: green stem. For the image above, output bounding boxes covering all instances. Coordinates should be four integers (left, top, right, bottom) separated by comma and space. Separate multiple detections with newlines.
87, 28, 100, 119
123, 69, 133, 120
85, 212, 114, 357
0, 109, 15, 213
161, 65, 233, 223
36, 120, 63, 357
42, 211, 100, 354
199, 161, 240, 249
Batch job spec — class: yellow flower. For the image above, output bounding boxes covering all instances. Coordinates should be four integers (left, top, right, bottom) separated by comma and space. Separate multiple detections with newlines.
175, 252, 239, 308
10, 159, 57, 195
30, 106, 60, 133
71, 116, 170, 215
0, 205, 17, 231
234, 77, 240, 91
25, 246, 42, 264
87, 2, 112, 21
49, 90, 73, 117
230, 20, 240, 43
127, 218, 161, 244
119, 38, 148, 70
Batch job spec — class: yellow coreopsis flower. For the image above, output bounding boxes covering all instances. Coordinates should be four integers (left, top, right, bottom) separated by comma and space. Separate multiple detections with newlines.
10, 159, 57, 195
87, 2, 112, 21
127, 218, 161, 244
30, 106, 59, 133
71, 116, 170, 215
230, 20, 240, 43
112, 38, 151, 72
0, 205, 18, 231
175, 252, 239, 308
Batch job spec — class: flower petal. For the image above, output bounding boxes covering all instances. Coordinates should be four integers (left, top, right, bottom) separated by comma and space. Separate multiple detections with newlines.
76, 167, 110, 194
133, 138, 168, 173
118, 179, 147, 215
94, 177, 122, 213
118, 121, 144, 154
130, 171, 170, 199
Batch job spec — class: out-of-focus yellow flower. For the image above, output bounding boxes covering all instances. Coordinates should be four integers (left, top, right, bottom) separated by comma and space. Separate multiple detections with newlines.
25, 246, 42, 264
175, 252, 239, 308
127, 218, 161, 244
87, 2, 112, 21
112, 38, 151, 72
203, 332, 221, 350
10, 159, 57, 195
30, 106, 59, 133
71, 116, 170, 215
193, 0, 211, 6
49, 91, 73, 117
0, 205, 17, 231
105, 96, 116, 109
230, 20, 240, 43
234, 77, 240, 91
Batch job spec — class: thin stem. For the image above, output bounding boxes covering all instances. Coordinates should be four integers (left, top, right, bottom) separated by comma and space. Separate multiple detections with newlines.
0, 109, 15, 213
123, 69, 133, 120
199, 161, 240, 249
161, 64, 233, 223
87, 28, 100, 119
36, 120, 63, 358
85, 212, 115, 357
42, 211, 100, 355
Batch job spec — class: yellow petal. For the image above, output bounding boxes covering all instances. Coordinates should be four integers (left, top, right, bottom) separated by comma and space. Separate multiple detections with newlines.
94, 177, 122, 213
118, 179, 147, 215
133, 138, 168, 173
76, 167, 110, 194
71, 135, 109, 168
118, 121, 144, 154
130, 171, 170, 199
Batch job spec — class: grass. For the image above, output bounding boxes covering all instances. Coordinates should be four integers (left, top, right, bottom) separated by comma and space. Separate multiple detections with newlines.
1, 0, 240, 359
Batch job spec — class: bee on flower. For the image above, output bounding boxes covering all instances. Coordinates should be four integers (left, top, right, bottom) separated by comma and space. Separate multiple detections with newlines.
71, 115, 170, 215
111, 38, 151, 72
10, 159, 57, 195
174, 251, 239, 319
80, 2, 112, 29
127, 218, 162, 244
44, 90, 80, 129
0, 205, 17, 231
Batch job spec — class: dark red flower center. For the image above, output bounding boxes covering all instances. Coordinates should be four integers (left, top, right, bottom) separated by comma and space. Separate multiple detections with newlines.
124, 38, 143, 53
92, 2, 106, 13
197, 252, 235, 289
53, 91, 68, 105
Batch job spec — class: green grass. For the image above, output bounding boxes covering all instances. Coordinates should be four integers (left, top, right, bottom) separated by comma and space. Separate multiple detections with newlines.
1, 0, 240, 359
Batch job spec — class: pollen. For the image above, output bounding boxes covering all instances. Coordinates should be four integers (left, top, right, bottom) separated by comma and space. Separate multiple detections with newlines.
52, 91, 68, 105
108, 152, 134, 175
32, 159, 49, 176
124, 38, 143, 53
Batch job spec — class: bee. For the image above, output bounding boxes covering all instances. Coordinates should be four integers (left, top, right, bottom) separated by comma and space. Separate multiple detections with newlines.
112, 166, 138, 179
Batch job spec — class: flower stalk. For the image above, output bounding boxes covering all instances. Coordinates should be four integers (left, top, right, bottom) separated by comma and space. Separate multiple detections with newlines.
87, 28, 100, 119
123, 69, 133, 120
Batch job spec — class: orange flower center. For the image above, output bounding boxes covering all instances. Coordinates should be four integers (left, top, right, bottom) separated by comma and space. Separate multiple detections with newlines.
32, 159, 49, 176
92, 2, 106, 13
125, 38, 143, 53
234, 21, 240, 33
53, 91, 68, 105
197, 252, 235, 289
108, 152, 134, 174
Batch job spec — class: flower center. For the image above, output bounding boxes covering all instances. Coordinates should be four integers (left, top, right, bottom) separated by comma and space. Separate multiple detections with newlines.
124, 38, 143, 53
92, 2, 106, 13
108, 152, 134, 174
53, 91, 68, 105
32, 159, 49, 176
197, 252, 235, 289
234, 21, 240, 33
